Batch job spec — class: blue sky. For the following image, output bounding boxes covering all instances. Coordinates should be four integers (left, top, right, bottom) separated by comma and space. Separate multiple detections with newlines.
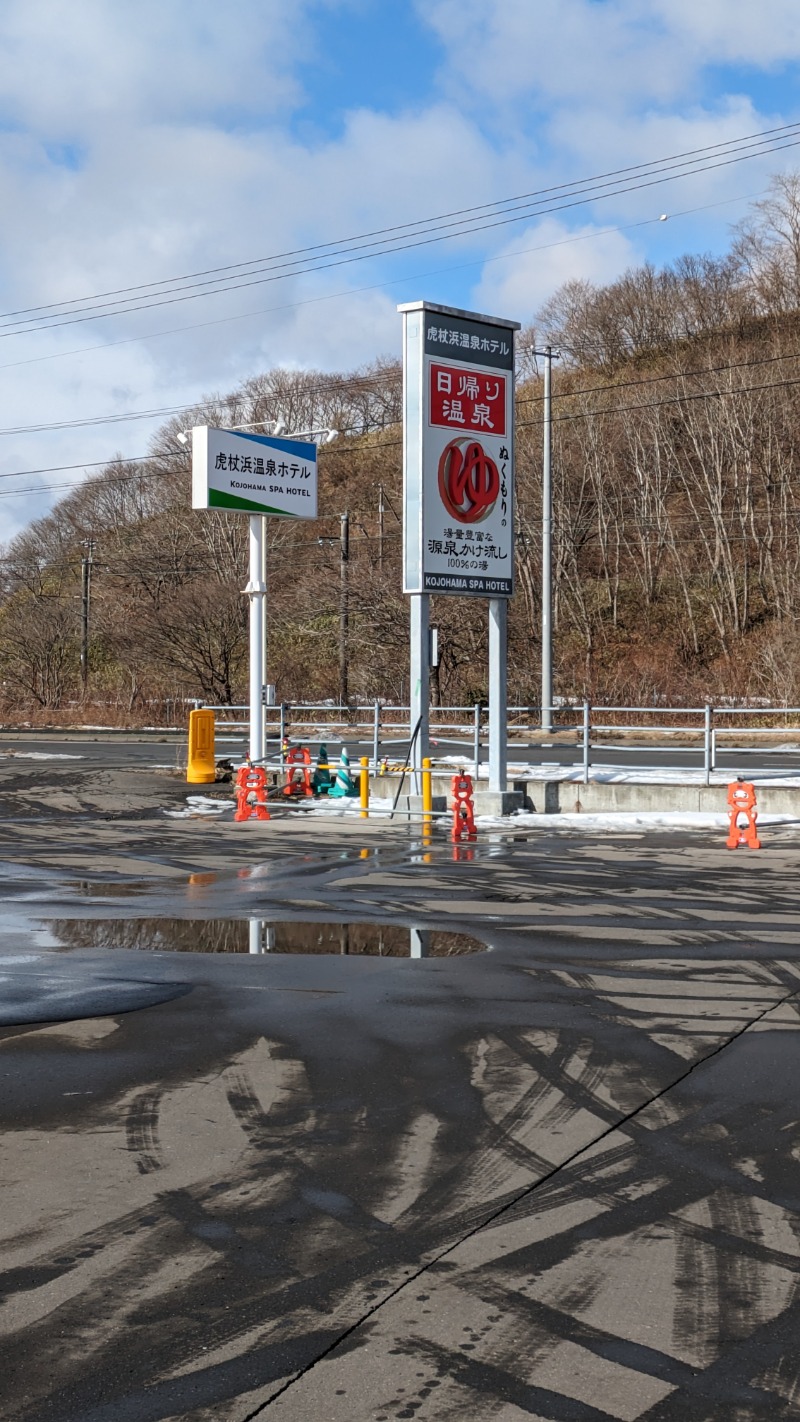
2, 0, 800, 539
295, 3, 442, 140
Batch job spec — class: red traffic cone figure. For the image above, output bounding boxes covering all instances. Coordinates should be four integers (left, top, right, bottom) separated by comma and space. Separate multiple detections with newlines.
451, 772, 477, 841
283, 746, 313, 797
234, 764, 270, 822
726, 778, 761, 850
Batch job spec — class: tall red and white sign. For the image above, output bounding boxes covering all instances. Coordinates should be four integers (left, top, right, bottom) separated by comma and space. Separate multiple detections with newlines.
399, 301, 519, 597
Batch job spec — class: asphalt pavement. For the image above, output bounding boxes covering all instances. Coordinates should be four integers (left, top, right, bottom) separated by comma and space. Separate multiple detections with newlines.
5, 727, 800, 778
2, 761, 800, 1421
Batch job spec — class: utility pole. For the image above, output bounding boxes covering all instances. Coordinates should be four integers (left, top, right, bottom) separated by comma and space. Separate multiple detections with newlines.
541, 346, 554, 732
378, 483, 385, 570
339, 510, 349, 706
80, 539, 94, 695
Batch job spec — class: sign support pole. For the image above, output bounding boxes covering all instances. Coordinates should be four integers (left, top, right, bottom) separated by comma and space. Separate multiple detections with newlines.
541, 345, 553, 732
246, 514, 267, 763
409, 593, 430, 792
488, 597, 507, 793
261, 514, 269, 752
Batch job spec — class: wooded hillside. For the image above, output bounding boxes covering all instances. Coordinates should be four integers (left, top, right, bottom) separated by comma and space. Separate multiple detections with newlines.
5, 176, 800, 717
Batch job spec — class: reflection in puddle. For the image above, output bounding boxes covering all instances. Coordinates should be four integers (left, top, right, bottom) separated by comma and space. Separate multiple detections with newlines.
41, 919, 485, 958
66, 881, 150, 898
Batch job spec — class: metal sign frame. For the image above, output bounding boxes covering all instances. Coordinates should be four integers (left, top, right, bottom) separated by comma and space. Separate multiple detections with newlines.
399, 301, 520, 799
399, 301, 518, 599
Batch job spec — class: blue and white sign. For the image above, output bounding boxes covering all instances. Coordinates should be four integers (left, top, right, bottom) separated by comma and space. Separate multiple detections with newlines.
191, 426, 318, 518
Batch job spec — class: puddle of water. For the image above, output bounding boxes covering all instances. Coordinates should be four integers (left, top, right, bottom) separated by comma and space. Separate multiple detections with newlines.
39, 919, 485, 958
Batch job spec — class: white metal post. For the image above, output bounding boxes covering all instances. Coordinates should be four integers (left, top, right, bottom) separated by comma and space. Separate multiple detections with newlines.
249, 923, 275, 953
583, 700, 591, 784
541, 346, 553, 732
409, 592, 430, 792
260, 516, 268, 757
473, 704, 481, 781
409, 928, 430, 958
246, 514, 267, 763
488, 598, 508, 793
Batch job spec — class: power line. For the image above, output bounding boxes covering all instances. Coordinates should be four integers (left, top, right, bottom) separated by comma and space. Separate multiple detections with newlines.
9, 335, 800, 504
0, 371, 515, 440
0, 194, 777, 452
5, 319, 797, 444
6, 344, 800, 500
0, 190, 762, 379
517, 344, 800, 408
5, 124, 787, 323
550, 524, 800, 546
0, 450, 184, 482
6, 339, 800, 490
0, 369, 402, 439
2, 126, 799, 339
536, 368, 800, 428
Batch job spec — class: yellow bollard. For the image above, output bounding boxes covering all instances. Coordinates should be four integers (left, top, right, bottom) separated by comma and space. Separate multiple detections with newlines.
360, 756, 369, 818
421, 756, 433, 831
187, 708, 216, 784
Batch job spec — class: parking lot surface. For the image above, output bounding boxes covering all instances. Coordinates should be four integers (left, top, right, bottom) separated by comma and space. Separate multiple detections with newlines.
1, 753, 799, 1420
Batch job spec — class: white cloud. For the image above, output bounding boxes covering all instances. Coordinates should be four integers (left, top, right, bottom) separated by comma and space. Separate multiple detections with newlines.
648, 0, 800, 66
417, 0, 689, 111
1, 0, 800, 546
0, 0, 310, 133
471, 218, 641, 324
419, 0, 800, 111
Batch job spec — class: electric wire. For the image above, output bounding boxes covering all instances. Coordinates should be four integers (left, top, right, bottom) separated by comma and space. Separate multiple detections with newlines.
2, 125, 799, 338
517, 344, 800, 407
4, 329, 797, 442
3, 122, 790, 323
0, 369, 402, 438
0, 188, 764, 377
0, 189, 775, 438
8, 342, 800, 493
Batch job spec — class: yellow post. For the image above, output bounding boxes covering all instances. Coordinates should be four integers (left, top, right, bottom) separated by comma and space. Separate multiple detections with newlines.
187, 708, 216, 784
422, 756, 433, 827
360, 756, 369, 818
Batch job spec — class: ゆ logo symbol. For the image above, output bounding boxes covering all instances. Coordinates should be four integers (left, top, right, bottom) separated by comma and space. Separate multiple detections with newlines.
438, 438, 500, 523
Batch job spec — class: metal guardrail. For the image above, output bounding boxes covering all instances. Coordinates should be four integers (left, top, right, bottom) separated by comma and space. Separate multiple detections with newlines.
190, 700, 800, 784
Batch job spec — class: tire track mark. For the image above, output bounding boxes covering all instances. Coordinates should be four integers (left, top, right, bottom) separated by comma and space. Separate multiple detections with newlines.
239, 982, 800, 1420
125, 1087, 163, 1174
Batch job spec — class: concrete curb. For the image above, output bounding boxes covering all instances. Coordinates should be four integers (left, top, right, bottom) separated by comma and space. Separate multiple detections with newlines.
371, 774, 800, 817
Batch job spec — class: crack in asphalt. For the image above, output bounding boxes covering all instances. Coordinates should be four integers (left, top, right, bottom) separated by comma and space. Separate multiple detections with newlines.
241, 982, 800, 1419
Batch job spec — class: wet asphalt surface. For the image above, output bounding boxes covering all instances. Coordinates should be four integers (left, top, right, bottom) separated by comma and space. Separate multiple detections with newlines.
1, 754, 800, 1420
6, 728, 800, 779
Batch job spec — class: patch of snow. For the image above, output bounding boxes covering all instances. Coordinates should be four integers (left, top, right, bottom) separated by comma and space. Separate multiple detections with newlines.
0, 751, 83, 761
440, 756, 800, 788
476, 810, 799, 832
164, 795, 232, 818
